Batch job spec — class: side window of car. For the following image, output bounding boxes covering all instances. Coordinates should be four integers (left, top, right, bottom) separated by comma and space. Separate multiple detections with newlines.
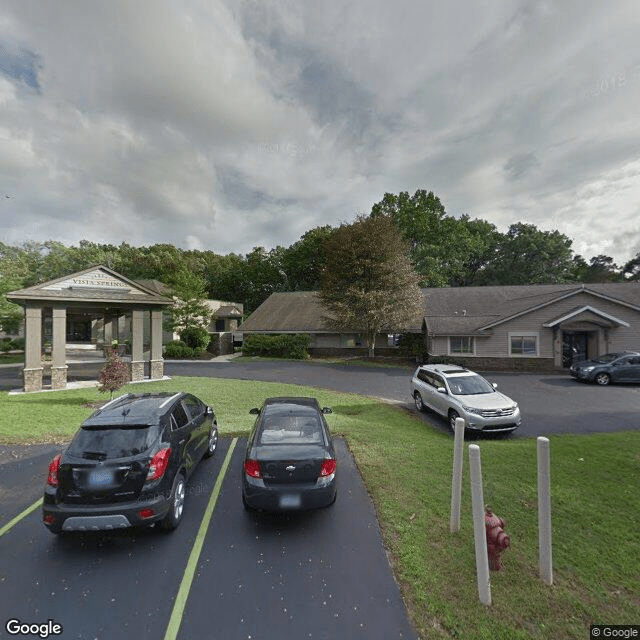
171, 404, 189, 430
432, 375, 446, 390
182, 395, 203, 421
417, 370, 430, 384
629, 357, 640, 365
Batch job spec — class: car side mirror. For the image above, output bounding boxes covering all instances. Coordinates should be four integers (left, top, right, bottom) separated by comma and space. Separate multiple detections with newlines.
249, 408, 260, 415
322, 407, 333, 414
437, 387, 447, 394
206, 406, 213, 415
492, 383, 498, 389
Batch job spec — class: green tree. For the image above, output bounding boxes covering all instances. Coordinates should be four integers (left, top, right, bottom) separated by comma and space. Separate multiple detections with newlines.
571, 254, 623, 283
473, 222, 574, 285
622, 252, 640, 281
166, 268, 212, 337
371, 189, 500, 287
318, 214, 424, 358
281, 226, 334, 291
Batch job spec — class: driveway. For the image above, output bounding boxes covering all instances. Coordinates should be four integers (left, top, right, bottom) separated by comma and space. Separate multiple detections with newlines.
0, 438, 418, 640
2, 358, 640, 436
165, 360, 640, 437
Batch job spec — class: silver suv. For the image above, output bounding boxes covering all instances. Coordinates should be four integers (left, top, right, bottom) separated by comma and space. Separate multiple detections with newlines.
411, 364, 521, 434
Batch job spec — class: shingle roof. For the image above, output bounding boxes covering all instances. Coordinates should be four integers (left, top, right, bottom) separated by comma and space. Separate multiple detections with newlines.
240, 292, 338, 332
423, 283, 640, 334
240, 283, 640, 336
6, 265, 174, 306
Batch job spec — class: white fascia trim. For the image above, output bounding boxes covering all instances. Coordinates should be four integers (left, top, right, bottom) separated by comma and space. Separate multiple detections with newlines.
543, 305, 630, 328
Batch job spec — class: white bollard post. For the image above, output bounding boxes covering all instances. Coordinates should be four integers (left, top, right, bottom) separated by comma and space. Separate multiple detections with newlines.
537, 437, 553, 585
469, 444, 491, 606
450, 418, 465, 533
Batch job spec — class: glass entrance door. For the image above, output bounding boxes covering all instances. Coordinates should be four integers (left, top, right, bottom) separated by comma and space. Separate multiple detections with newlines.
562, 331, 589, 367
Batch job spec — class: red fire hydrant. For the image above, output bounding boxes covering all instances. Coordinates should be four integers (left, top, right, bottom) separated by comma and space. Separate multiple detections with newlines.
485, 507, 510, 571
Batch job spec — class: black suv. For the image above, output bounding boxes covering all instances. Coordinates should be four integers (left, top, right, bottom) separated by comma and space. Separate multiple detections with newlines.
43, 392, 218, 534
569, 352, 640, 385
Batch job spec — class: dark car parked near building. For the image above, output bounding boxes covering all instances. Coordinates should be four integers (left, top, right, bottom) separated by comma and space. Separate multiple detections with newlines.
569, 352, 640, 385
43, 392, 218, 534
242, 397, 337, 511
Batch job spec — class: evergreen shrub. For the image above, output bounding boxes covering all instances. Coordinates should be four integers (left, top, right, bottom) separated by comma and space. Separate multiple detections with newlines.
241, 333, 311, 359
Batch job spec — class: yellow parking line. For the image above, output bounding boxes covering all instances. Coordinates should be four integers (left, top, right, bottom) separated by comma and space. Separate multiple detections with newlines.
0, 498, 43, 538
164, 437, 238, 640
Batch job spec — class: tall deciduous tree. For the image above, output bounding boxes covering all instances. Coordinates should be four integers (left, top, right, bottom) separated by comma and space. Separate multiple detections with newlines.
622, 252, 640, 281
371, 189, 500, 286
318, 214, 424, 357
472, 222, 574, 285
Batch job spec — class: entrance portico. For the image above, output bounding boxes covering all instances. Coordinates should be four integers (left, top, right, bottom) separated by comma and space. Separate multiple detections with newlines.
7, 266, 173, 392
544, 305, 630, 368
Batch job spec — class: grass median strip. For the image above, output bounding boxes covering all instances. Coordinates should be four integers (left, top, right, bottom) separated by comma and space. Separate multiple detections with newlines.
0, 497, 43, 538
163, 437, 238, 640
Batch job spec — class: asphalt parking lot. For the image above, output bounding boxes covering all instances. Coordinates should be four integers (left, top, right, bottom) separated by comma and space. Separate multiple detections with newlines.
0, 437, 418, 640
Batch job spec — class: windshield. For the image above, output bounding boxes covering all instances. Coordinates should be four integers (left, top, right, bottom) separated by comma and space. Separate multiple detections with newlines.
447, 375, 494, 396
594, 353, 621, 364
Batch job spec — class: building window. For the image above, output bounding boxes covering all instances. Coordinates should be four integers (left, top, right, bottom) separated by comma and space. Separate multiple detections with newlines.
449, 336, 474, 355
509, 333, 538, 356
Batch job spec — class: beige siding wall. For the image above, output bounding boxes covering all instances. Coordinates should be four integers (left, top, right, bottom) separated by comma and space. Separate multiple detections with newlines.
429, 293, 640, 359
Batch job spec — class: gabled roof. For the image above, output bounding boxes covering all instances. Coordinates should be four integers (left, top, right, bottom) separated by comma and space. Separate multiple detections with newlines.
6, 265, 174, 306
240, 292, 339, 332
423, 283, 640, 335
239, 283, 640, 336
215, 305, 243, 317
543, 305, 630, 328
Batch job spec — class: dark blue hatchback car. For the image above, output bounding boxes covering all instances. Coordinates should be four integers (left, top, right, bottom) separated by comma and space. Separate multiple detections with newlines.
242, 397, 337, 511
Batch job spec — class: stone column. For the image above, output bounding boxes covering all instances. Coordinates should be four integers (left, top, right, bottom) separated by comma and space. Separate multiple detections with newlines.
23, 304, 43, 392
104, 316, 118, 352
130, 309, 145, 382
51, 306, 68, 390
150, 308, 164, 380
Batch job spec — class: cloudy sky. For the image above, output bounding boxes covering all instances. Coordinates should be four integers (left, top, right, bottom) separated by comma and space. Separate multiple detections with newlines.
1, 1, 639, 265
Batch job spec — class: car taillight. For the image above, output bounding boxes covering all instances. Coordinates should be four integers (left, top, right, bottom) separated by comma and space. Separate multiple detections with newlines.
47, 454, 62, 487
244, 459, 262, 478
147, 448, 172, 482
320, 458, 336, 477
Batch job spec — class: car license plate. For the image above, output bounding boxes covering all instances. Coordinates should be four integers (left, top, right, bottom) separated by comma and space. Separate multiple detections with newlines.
279, 493, 301, 509
89, 469, 114, 487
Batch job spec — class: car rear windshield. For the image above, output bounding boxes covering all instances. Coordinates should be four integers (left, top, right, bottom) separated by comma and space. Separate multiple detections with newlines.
67, 425, 158, 459
258, 407, 323, 445
447, 375, 494, 395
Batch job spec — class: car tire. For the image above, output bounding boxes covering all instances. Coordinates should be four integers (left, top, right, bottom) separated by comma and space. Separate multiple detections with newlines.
414, 391, 426, 412
161, 473, 186, 532
448, 410, 461, 432
203, 426, 218, 458
594, 372, 611, 386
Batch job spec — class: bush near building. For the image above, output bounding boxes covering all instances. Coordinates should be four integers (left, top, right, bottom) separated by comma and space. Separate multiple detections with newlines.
242, 333, 311, 359
179, 325, 211, 353
164, 340, 197, 358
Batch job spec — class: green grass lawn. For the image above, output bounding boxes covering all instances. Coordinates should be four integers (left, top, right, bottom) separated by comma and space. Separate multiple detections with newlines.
1, 376, 638, 639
